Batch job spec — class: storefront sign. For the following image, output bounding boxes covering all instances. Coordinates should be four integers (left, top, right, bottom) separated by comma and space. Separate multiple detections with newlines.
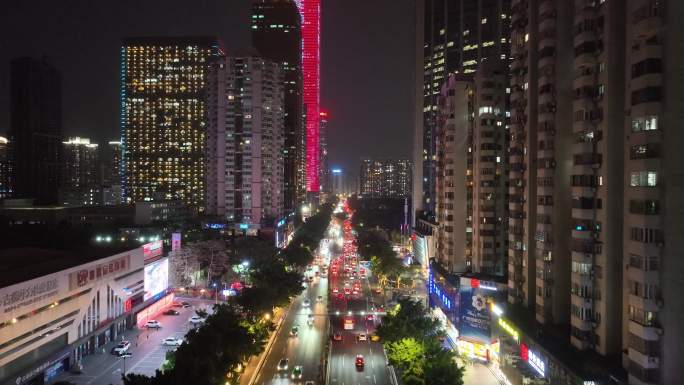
143, 240, 163, 260
14, 350, 69, 385
498, 318, 519, 342
528, 349, 546, 377
2, 278, 59, 314
69, 255, 131, 290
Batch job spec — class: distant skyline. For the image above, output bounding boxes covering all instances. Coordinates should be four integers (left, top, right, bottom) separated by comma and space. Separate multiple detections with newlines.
0, 0, 415, 181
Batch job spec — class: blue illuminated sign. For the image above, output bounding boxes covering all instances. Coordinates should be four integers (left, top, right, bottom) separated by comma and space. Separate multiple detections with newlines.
332, 168, 342, 174
239, 223, 249, 230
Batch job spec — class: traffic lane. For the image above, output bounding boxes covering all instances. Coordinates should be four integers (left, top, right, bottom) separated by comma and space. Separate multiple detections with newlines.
254, 276, 328, 384
329, 324, 390, 385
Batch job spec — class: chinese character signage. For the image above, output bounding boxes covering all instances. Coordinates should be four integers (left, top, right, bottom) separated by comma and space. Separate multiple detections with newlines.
1, 279, 59, 314
69, 255, 131, 290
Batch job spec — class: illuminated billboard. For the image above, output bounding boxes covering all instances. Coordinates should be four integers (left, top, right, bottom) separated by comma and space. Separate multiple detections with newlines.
144, 258, 168, 301
458, 278, 493, 345
142, 240, 163, 261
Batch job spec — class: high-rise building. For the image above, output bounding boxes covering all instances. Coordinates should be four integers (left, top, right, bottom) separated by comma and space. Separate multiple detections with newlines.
471, 61, 509, 277
99, 141, 123, 205
9, 57, 62, 205
224, 52, 285, 227
435, 74, 472, 274
0, 137, 10, 199
331, 167, 343, 196
499, 1, 684, 384
419, 0, 511, 220
319, 110, 330, 195
60, 137, 100, 206
624, 1, 683, 384
295, 0, 321, 194
359, 159, 412, 199
120, 37, 225, 212
251, 0, 303, 209
434, 61, 509, 277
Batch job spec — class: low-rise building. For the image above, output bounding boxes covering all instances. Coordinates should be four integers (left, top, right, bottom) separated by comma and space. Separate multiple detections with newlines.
0, 246, 145, 385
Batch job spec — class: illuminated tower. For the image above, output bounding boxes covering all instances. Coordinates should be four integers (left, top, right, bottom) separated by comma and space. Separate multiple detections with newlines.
120, 37, 225, 212
295, 0, 321, 195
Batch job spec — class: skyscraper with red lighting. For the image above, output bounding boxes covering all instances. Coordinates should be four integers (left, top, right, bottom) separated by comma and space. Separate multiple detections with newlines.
295, 0, 321, 194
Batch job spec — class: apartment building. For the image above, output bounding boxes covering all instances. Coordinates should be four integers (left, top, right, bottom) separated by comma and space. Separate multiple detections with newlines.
435, 74, 472, 273
624, 1, 683, 384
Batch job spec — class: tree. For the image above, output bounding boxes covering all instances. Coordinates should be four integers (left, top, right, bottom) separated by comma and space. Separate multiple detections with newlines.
385, 338, 424, 369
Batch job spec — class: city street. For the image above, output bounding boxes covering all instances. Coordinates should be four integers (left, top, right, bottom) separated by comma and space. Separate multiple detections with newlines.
249, 271, 329, 385
53, 298, 215, 385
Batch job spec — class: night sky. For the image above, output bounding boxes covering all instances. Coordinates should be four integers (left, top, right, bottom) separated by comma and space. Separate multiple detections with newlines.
0, 0, 415, 182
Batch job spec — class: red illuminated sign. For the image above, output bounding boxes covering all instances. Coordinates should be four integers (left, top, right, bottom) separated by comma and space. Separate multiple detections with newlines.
471, 278, 480, 289
520, 343, 529, 361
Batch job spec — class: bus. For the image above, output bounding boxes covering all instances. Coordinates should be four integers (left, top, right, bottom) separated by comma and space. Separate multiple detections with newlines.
343, 316, 354, 330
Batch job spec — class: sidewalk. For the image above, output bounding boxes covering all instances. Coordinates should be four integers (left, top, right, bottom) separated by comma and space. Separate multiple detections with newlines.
237, 305, 289, 385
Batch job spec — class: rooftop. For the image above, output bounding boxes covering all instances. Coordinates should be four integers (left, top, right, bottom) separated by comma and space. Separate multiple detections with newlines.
0, 245, 135, 288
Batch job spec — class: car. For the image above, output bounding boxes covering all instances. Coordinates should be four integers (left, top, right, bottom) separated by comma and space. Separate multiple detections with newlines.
290, 326, 299, 337
332, 287, 339, 294
366, 314, 374, 321
181, 301, 191, 308
172, 301, 183, 307
145, 320, 162, 329
162, 337, 183, 346
112, 341, 131, 355
344, 288, 351, 295
305, 381, 316, 385
189, 315, 205, 324
307, 315, 315, 326
321, 272, 328, 278
291, 365, 303, 379
355, 355, 365, 369
302, 299, 311, 307
316, 295, 323, 303
164, 309, 180, 316
370, 334, 381, 342
277, 358, 289, 371
357, 333, 367, 341
308, 275, 314, 282
332, 332, 342, 341
315, 271, 320, 276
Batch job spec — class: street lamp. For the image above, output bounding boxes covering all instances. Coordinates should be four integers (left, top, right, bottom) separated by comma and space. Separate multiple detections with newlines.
121, 352, 132, 376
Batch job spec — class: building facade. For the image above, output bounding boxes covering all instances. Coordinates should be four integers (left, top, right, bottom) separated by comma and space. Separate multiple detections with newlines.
251, 0, 303, 209
624, 1, 683, 384
0, 137, 10, 199
435, 74, 472, 274
120, 37, 225, 212
319, 111, 330, 195
60, 137, 100, 206
0, 248, 145, 385
295, 0, 321, 194
224, 53, 285, 227
9, 57, 62, 205
359, 159, 412, 199
419, 0, 511, 220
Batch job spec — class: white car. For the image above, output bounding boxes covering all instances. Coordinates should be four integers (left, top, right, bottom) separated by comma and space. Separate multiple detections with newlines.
189, 316, 205, 324
145, 320, 162, 329
277, 358, 289, 371
162, 337, 183, 346
112, 341, 131, 355
302, 299, 311, 307
357, 333, 367, 341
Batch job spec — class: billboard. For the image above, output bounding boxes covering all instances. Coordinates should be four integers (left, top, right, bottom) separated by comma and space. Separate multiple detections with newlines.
171, 233, 182, 251
144, 258, 168, 301
143, 240, 163, 261
458, 278, 492, 345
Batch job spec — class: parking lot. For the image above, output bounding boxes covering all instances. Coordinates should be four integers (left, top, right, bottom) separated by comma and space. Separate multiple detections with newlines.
53, 297, 216, 385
